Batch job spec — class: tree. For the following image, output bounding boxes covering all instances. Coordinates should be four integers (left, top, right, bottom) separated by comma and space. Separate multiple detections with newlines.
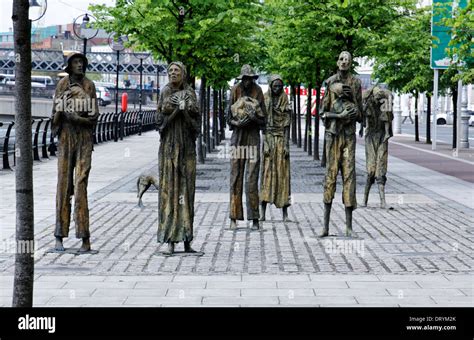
12, 0, 35, 307
90, 0, 264, 84
261, 0, 417, 158
91, 0, 265, 162
372, 7, 433, 143
437, 1, 472, 148
444, 1, 473, 84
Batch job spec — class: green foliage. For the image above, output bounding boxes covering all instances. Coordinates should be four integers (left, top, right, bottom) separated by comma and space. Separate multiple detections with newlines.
372, 7, 433, 95
261, 0, 417, 87
444, 2, 473, 83
89, 0, 265, 88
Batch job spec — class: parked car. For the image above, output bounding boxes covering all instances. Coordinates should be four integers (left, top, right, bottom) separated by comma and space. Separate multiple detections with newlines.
96, 86, 112, 106
0, 74, 15, 84
31, 75, 54, 86
5, 80, 46, 89
430, 112, 453, 125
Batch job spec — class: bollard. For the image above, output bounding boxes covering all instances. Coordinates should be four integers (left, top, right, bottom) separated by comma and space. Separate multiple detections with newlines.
460, 85, 470, 149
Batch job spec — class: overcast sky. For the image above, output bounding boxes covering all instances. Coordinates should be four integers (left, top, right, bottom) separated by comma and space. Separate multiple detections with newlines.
0, 0, 116, 32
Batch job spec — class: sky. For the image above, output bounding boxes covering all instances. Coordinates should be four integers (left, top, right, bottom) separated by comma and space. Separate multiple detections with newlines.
0, 0, 116, 32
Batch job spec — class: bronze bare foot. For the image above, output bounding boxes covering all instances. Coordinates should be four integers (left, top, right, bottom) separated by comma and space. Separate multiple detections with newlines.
362, 178, 373, 207
230, 219, 237, 229
184, 241, 197, 253
378, 184, 386, 209
260, 202, 267, 221
320, 202, 331, 237
282, 207, 291, 222
345, 207, 353, 237
54, 237, 65, 251
163, 242, 175, 255
78, 237, 91, 252
320, 228, 329, 237
251, 219, 260, 230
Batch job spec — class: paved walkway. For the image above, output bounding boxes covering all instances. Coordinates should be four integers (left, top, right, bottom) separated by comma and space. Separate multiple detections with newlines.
0, 130, 472, 307
389, 135, 474, 182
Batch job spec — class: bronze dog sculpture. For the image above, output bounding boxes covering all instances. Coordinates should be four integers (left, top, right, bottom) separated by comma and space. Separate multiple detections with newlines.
137, 175, 159, 207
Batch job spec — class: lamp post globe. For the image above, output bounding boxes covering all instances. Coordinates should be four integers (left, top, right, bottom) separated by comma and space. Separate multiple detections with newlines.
73, 13, 98, 56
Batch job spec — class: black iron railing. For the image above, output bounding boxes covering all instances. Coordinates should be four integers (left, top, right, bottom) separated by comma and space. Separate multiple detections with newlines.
0, 110, 156, 170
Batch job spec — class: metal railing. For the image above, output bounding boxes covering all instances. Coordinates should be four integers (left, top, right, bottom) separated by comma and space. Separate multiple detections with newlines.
0, 110, 156, 170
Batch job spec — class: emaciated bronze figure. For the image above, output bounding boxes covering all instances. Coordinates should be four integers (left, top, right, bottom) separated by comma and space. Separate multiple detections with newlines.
260, 75, 292, 222
227, 64, 266, 230
320, 51, 362, 237
360, 86, 393, 208
156, 61, 200, 255
51, 53, 99, 253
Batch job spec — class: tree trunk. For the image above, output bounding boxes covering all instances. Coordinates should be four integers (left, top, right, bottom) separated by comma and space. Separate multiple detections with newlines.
291, 85, 297, 144
12, 0, 35, 307
290, 84, 298, 144
219, 89, 225, 141
307, 84, 312, 156
426, 94, 431, 144
198, 76, 206, 163
297, 84, 302, 148
206, 86, 211, 152
303, 89, 308, 151
452, 85, 457, 149
414, 94, 419, 142
212, 88, 218, 148
314, 84, 320, 160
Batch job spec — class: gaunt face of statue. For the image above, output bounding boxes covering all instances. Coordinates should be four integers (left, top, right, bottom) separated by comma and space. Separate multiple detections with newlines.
271, 79, 283, 96
168, 64, 183, 86
337, 52, 352, 72
242, 76, 253, 90
71, 57, 84, 75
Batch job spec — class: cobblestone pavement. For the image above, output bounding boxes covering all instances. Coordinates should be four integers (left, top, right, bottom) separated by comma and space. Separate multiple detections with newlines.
0, 131, 472, 306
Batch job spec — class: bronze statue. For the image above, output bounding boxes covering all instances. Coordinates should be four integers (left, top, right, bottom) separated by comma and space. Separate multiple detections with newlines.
137, 174, 159, 208
260, 75, 291, 222
156, 61, 200, 255
320, 51, 362, 237
51, 53, 99, 253
360, 86, 393, 208
227, 64, 266, 230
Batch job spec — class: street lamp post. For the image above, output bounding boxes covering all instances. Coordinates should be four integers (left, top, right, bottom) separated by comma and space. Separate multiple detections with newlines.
109, 33, 127, 142
29, 0, 47, 21
73, 14, 98, 57
133, 51, 150, 135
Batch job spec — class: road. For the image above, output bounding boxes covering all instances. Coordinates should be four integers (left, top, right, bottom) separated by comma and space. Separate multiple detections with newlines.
401, 123, 474, 148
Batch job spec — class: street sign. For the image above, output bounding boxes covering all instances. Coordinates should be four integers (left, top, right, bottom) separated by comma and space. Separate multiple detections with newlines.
431, 0, 468, 69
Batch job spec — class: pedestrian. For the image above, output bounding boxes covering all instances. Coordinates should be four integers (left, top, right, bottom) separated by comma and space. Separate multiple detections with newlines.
260, 74, 292, 222
320, 51, 362, 237
156, 61, 200, 255
401, 96, 414, 124
51, 53, 99, 253
227, 64, 266, 230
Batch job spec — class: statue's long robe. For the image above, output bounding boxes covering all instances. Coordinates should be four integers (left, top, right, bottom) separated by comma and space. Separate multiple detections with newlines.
321, 71, 362, 209
363, 88, 393, 185
227, 82, 266, 220
260, 91, 291, 208
156, 84, 200, 243
51, 75, 99, 238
